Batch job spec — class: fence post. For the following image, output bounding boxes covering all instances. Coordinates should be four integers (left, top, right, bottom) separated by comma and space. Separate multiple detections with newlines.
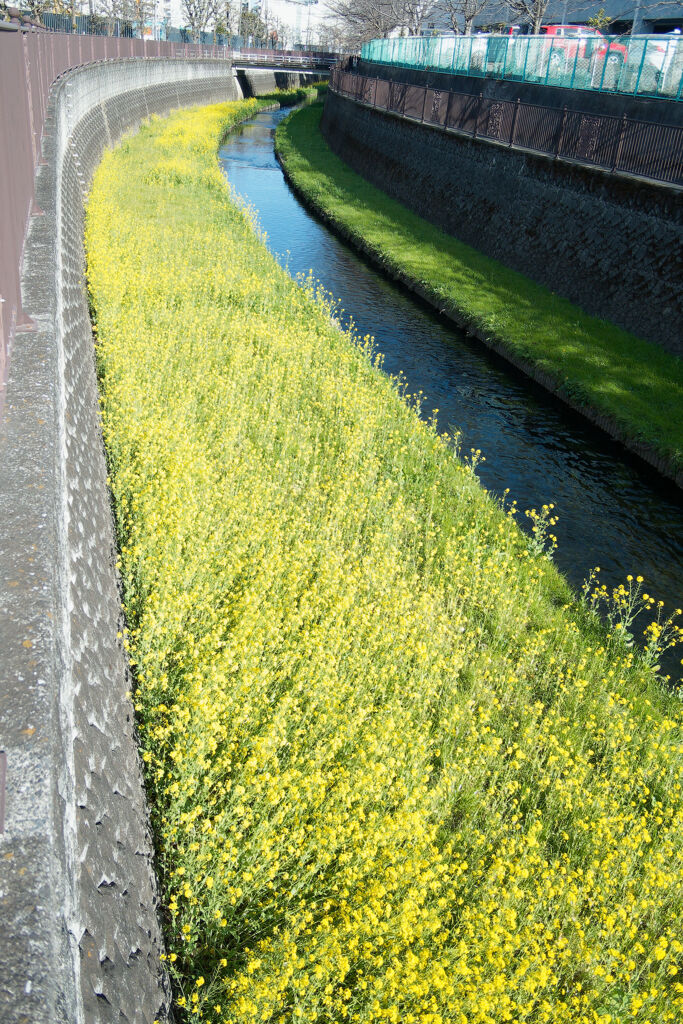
421, 83, 428, 121
554, 105, 568, 158
633, 42, 649, 97
445, 89, 454, 129
473, 92, 483, 139
611, 113, 628, 172
500, 37, 510, 79
509, 97, 520, 147
374, 76, 378, 108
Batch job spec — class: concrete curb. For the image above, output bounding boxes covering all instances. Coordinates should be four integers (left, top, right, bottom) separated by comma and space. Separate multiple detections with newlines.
0, 58, 243, 1024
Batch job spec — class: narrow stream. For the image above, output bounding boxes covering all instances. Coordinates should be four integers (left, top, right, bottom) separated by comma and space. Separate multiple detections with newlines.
219, 107, 683, 670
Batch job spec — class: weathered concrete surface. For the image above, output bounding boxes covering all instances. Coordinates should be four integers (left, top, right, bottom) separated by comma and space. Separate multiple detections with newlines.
321, 89, 683, 356
239, 68, 321, 96
0, 58, 242, 1024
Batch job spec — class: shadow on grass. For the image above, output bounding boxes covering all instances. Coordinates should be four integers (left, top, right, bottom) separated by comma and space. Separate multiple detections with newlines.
276, 104, 683, 476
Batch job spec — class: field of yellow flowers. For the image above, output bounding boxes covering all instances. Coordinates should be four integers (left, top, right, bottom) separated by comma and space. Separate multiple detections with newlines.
85, 98, 683, 1024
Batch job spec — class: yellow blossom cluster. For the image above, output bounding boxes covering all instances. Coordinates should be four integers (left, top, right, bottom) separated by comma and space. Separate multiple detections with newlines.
85, 99, 683, 1024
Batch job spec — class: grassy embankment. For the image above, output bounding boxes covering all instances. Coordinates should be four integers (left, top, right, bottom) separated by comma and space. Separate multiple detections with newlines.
86, 97, 683, 1024
275, 104, 683, 484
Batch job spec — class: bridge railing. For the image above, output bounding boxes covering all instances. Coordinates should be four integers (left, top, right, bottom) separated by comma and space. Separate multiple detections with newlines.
362, 34, 683, 102
231, 48, 336, 68
330, 67, 683, 188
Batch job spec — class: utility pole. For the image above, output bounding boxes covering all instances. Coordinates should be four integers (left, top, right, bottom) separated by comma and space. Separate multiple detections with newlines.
284, 0, 318, 48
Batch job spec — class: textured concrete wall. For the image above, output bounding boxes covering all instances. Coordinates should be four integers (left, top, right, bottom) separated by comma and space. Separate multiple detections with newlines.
321, 89, 682, 355
239, 69, 316, 96
0, 31, 236, 388
0, 58, 242, 1024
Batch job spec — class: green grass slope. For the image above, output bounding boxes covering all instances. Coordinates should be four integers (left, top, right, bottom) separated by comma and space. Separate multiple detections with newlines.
275, 103, 683, 483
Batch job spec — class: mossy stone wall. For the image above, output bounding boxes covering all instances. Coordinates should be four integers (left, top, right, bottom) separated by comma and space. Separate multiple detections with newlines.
321, 89, 682, 355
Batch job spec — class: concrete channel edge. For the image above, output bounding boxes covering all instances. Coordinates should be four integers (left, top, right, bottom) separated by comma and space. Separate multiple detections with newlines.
0, 57, 247, 1024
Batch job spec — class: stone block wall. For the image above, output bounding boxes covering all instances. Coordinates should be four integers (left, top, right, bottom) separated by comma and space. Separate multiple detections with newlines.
0, 58, 242, 1024
321, 89, 682, 355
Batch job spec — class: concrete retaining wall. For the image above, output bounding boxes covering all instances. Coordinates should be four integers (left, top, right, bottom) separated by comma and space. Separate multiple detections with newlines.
0, 58, 244, 1024
238, 69, 322, 96
321, 88, 683, 355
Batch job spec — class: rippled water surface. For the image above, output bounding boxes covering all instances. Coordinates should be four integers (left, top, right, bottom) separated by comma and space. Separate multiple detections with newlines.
219, 107, 683, 655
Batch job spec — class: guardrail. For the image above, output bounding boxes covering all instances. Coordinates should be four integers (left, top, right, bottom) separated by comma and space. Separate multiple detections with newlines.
362, 33, 683, 101
232, 49, 335, 68
330, 68, 683, 188
3, 12, 339, 64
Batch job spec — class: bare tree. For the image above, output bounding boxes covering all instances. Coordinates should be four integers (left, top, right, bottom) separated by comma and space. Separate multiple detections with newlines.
325, 0, 402, 47
182, 0, 218, 40
317, 13, 352, 51
95, 0, 123, 34
96, 0, 153, 35
436, 0, 492, 34
326, 0, 444, 47
328, 0, 683, 49
401, 0, 438, 34
239, 5, 268, 43
504, 0, 550, 33
214, 0, 237, 37
266, 14, 291, 47
503, 0, 628, 34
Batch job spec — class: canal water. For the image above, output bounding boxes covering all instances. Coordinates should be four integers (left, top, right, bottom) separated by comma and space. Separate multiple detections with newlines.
219, 107, 683, 671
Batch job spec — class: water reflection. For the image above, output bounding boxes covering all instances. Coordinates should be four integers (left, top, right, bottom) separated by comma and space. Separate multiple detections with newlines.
219, 108, 683, 656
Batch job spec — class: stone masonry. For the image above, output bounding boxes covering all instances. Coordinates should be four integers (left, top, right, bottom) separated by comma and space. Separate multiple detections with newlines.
321, 89, 683, 356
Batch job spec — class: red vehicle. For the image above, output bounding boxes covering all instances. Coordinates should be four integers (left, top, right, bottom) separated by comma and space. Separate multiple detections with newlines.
539, 24, 629, 76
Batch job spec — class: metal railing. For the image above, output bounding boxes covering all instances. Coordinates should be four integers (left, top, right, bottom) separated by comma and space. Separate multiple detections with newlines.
4, 11, 339, 64
232, 48, 336, 68
330, 68, 683, 187
362, 34, 683, 101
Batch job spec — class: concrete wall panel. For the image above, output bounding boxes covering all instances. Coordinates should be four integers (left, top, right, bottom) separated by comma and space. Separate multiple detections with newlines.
0, 58, 242, 1024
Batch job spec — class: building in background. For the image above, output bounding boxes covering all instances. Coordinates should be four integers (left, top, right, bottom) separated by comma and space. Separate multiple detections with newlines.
251, 0, 336, 47
159, 0, 183, 36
